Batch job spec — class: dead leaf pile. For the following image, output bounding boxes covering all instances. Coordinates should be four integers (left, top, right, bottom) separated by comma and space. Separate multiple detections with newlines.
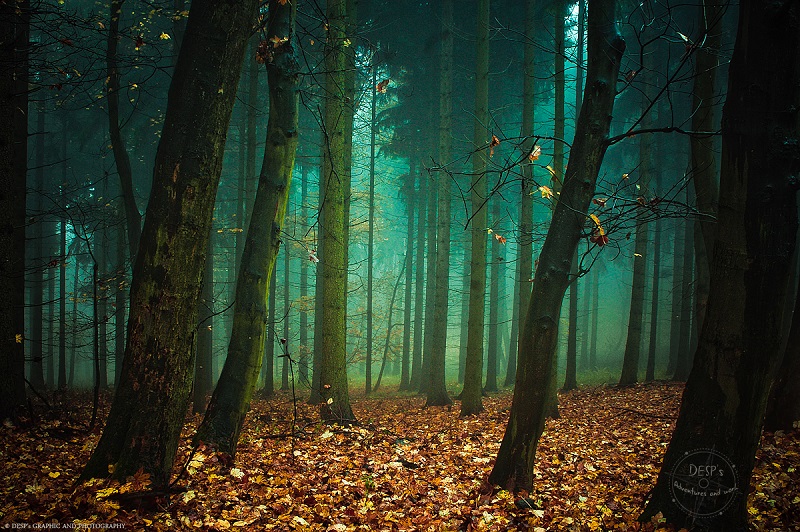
0, 383, 797, 531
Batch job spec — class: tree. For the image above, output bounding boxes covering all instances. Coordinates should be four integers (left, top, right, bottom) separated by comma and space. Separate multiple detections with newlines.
461, 0, 490, 417
0, 0, 29, 421
489, 0, 624, 490
195, 0, 300, 455
425, 0, 454, 408
641, 1, 799, 527
80, 0, 258, 487
319, 0, 356, 423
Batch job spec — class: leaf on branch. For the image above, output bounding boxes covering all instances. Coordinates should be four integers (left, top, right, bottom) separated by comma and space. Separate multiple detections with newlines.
270, 35, 289, 48
489, 135, 501, 157
159, 32, 171, 40
592, 197, 608, 208
528, 144, 541, 162
309, 250, 319, 263
376, 79, 391, 94
494, 234, 507, 244
539, 186, 554, 199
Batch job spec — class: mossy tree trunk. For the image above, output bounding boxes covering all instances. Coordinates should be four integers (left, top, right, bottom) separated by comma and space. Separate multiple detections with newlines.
641, 1, 799, 528
80, 0, 258, 487
195, 0, 299, 455
319, 0, 356, 423
489, 0, 623, 490
461, 0, 490, 417
426, 0, 454, 407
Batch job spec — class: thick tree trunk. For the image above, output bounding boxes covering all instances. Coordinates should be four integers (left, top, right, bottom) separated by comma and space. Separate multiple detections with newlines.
108, 0, 141, 260
319, 0, 356, 423
461, 0, 490, 417
489, 0, 623, 490
80, 0, 258, 487
195, 0, 299, 454
426, 0, 454, 407
673, 211, 695, 381
563, 255, 578, 391
764, 288, 800, 431
0, 0, 28, 420
30, 104, 46, 393
641, 2, 799, 528
619, 217, 648, 385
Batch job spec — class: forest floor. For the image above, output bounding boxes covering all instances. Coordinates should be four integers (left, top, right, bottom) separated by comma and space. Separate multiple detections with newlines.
1, 382, 798, 531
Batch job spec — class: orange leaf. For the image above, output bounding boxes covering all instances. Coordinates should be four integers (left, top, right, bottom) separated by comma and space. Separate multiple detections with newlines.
494, 234, 507, 244
376, 79, 391, 93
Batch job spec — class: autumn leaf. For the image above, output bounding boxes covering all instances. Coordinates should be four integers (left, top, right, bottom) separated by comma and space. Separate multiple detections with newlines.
539, 185, 554, 199
15, 333, 22, 344
494, 234, 507, 244
528, 144, 541, 162
376, 79, 391, 94
159, 32, 171, 40
135, 35, 144, 50
270, 35, 289, 48
592, 197, 608, 207
309, 250, 319, 263
489, 135, 501, 157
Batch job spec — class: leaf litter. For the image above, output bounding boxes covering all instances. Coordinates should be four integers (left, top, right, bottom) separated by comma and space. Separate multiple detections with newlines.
1, 382, 797, 531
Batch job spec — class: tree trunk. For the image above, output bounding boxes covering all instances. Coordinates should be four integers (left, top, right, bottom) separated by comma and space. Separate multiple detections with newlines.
193, 229, 214, 414
281, 233, 291, 391
80, 0, 258, 487
410, 164, 425, 391
0, 0, 28, 420
108, 0, 141, 260
426, 0, 454, 407
486, 197, 501, 394
764, 287, 800, 430
298, 165, 309, 383
461, 0, 490, 417
489, 0, 623, 490
319, 0, 356, 423
641, 2, 799, 527
563, 254, 578, 391
30, 103, 46, 393
673, 209, 695, 381
195, 0, 299, 454
399, 187, 414, 391
420, 167, 437, 395
646, 216, 662, 382
263, 272, 277, 396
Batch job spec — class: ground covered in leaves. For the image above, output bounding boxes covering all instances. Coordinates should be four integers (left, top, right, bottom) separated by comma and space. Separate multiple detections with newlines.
1, 382, 798, 531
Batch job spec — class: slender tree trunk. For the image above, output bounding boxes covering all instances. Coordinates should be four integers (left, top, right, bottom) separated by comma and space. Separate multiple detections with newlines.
194, 229, 214, 414
299, 165, 309, 383
458, 234, 470, 383
489, 0, 623, 489
673, 209, 695, 381
319, 0, 356, 423
30, 103, 46, 392
410, 165, 425, 391
642, 2, 799, 527
114, 214, 126, 387
507, 0, 537, 388
399, 191, 413, 391
461, 0, 490, 417
646, 215, 662, 381
80, 0, 258, 486
589, 264, 599, 369
505, 243, 520, 387
195, 0, 299, 454
263, 272, 277, 396
426, 0, 454, 407
309, 152, 325, 404
108, 0, 141, 259
691, 0, 723, 334
667, 218, 682, 375
59, 218, 67, 389
486, 198, 501, 393
563, 254, 578, 391
281, 235, 290, 391
420, 168, 437, 394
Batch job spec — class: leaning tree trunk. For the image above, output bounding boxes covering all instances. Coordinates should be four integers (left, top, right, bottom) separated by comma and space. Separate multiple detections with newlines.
641, 1, 799, 528
461, 0, 490, 417
195, 0, 299, 455
80, 0, 258, 488
489, 0, 624, 490
425, 0, 454, 407
0, 0, 29, 421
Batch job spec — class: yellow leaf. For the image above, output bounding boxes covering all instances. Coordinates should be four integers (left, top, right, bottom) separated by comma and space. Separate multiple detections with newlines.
15, 334, 22, 344
539, 186, 553, 199
159, 32, 171, 40
48, 471, 60, 478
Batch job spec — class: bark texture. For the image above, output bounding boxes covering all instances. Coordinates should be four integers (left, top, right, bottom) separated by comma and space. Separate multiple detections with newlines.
80, 0, 258, 487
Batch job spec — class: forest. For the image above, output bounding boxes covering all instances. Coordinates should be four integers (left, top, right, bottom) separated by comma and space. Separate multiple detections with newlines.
1, 0, 799, 530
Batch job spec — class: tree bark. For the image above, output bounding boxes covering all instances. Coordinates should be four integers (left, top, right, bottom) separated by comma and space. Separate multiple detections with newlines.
0, 0, 28, 420
319, 0, 356, 423
641, 1, 799, 527
461, 0, 490, 417
80, 0, 258, 487
195, 0, 299, 454
489, 0, 623, 490
193, 229, 214, 414
426, 0, 454, 407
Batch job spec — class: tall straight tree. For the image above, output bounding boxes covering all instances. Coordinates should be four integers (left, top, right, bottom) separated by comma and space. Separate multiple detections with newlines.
399, 177, 414, 391
0, 0, 29, 420
319, 0, 356, 423
485, 197, 501, 393
426, 0, 453, 407
195, 0, 300, 455
489, 0, 624, 490
507, 0, 537, 388
80, 0, 258, 487
641, 0, 799, 527
461, 0, 490, 417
